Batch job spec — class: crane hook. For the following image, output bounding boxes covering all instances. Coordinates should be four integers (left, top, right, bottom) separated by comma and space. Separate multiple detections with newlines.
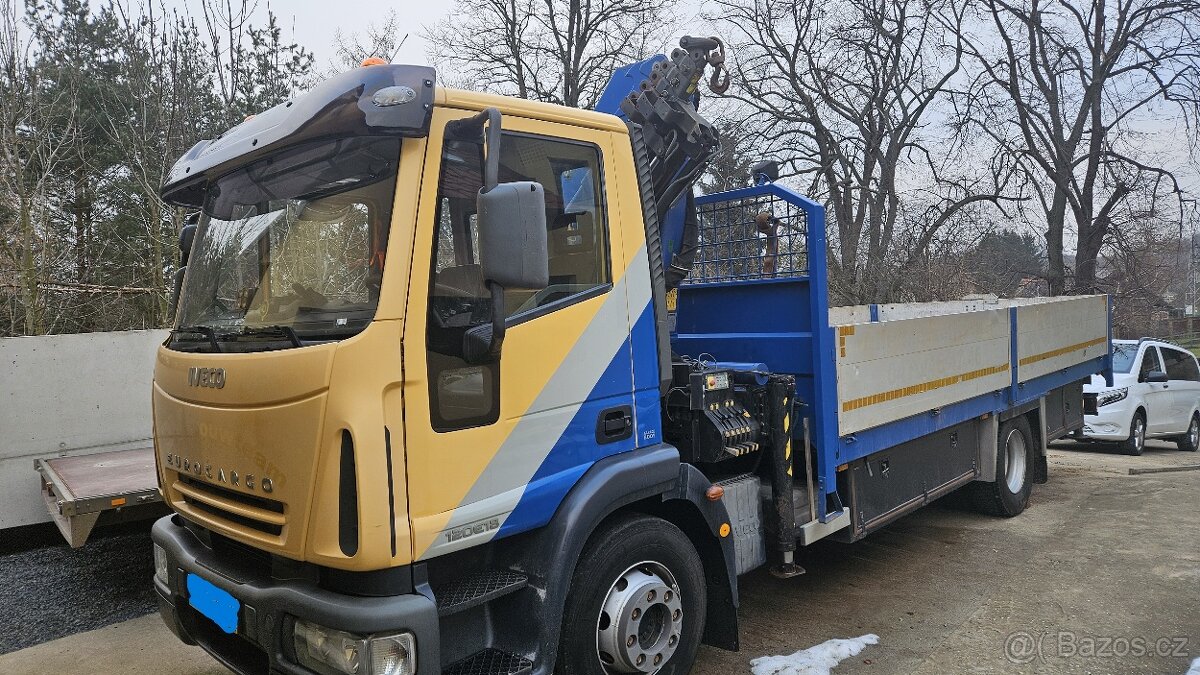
707, 36, 730, 94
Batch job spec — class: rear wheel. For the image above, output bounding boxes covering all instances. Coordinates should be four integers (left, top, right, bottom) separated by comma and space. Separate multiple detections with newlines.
970, 416, 1034, 517
1122, 411, 1146, 456
1176, 414, 1199, 452
556, 514, 706, 675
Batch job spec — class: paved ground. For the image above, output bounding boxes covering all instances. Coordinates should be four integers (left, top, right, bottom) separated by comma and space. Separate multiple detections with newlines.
0, 442, 1197, 675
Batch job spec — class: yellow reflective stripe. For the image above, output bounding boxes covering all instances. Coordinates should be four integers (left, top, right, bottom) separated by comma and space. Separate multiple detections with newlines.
841, 363, 1009, 412
1019, 336, 1107, 367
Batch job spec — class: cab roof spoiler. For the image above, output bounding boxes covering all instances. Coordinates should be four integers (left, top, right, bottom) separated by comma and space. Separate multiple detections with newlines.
160, 64, 436, 208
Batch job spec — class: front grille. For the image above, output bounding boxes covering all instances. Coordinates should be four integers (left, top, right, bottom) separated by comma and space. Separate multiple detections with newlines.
175, 474, 285, 538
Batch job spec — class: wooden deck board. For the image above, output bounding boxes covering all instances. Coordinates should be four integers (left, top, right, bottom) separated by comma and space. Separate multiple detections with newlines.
43, 447, 156, 499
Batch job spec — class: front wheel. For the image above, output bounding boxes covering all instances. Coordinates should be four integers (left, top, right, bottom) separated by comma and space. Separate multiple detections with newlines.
1122, 411, 1146, 456
1176, 414, 1199, 452
556, 514, 706, 675
969, 416, 1035, 517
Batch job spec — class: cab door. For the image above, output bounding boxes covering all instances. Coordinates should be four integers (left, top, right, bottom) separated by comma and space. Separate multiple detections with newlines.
1160, 347, 1200, 432
403, 108, 637, 561
1139, 346, 1173, 434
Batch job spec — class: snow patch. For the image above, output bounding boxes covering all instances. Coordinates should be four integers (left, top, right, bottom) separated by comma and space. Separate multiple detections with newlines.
750, 634, 880, 675
1186, 656, 1200, 675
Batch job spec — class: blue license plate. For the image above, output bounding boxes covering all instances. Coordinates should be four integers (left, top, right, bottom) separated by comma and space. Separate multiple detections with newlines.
187, 574, 240, 634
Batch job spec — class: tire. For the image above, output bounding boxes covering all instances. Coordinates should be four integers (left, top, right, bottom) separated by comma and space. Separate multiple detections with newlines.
1122, 410, 1146, 456
556, 514, 706, 675
969, 416, 1035, 517
1176, 414, 1200, 452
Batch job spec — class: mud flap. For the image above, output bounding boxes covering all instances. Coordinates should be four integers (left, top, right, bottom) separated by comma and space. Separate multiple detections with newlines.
1031, 453, 1049, 484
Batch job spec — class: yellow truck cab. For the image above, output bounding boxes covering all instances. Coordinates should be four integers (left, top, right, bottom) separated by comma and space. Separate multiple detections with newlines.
150, 52, 1112, 675
152, 62, 700, 675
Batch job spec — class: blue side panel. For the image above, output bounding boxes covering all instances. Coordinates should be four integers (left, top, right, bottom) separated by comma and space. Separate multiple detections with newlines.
838, 392, 1005, 461
631, 302, 664, 447
671, 183, 842, 522
497, 337, 638, 538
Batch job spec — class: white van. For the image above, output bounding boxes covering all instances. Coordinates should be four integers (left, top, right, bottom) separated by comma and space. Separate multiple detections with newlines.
1081, 338, 1200, 455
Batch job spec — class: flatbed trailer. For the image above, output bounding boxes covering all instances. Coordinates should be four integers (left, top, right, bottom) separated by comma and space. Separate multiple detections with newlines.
674, 183, 1111, 543
0, 329, 169, 543
35, 447, 164, 547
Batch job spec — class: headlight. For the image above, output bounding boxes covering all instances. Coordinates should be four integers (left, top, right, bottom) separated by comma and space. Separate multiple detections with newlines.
293, 619, 416, 675
153, 544, 169, 584
1097, 387, 1128, 408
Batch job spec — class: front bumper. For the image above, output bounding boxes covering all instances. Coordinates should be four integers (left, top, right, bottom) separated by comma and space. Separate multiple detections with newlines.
152, 515, 440, 675
1081, 400, 1135, 441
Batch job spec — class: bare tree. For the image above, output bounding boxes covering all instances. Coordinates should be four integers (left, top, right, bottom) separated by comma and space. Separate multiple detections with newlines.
106, 3, 217, 325
328, 9, 407, 73
714, 0, 1020, 303
0, 0, 79, 334
424, 0, 670, 108
958, 0, 1200, 295
200, 0, 314, 124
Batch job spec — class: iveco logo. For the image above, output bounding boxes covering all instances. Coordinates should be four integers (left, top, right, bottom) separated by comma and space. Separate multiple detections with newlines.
188, 367, 226, 388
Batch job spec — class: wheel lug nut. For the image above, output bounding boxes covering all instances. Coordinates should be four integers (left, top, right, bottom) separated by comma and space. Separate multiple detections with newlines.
632, 608, 641, 619
654, 654, 663, 665
646, 590, 656, 602
672, 609, 681, 621
627, 635, 636, 647
669, 635, 678, 647
636, 654, 646, 666
664, 590, 672, 601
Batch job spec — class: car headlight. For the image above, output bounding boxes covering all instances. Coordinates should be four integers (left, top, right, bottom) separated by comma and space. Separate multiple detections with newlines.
153, 544, 169, 584
293, 619, 415, 675
1097, 387, 1128, 408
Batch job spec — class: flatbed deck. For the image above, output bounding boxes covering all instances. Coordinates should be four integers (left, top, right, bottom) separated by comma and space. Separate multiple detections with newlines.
35, 447, 163, 547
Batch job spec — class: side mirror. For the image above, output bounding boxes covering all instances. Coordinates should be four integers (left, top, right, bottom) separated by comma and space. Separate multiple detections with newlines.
168, 222, 198, 325
478, 182, 549, 289
456, 108, 549, 364
463, 182, 549, 364
179, 223, 197, 266
1146, 370, 1169, 384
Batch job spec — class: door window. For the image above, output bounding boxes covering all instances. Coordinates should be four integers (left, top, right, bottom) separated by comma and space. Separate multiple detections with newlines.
1140, 346, 1163, 380
1163, 348, 1200, 382
425, 128, 611, 431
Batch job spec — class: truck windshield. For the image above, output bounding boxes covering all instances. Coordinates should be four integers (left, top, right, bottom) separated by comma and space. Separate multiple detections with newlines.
172, 136, 400, 351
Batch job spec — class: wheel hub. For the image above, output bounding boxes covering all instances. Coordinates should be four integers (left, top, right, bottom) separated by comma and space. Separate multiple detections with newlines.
596, 562, 683, 673
1004, 429, 1027, 494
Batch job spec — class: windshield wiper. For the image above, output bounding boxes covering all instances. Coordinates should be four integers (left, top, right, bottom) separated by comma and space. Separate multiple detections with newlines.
234, 324, 303, 348
172, 325, 222, 352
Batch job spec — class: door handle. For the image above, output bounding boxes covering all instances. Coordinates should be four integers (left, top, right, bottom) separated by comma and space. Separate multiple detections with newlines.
596, 405, 633, 444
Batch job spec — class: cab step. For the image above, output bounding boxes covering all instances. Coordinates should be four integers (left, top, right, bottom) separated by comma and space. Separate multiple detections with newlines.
445, 648, 532, 675
434, 569, 528, 617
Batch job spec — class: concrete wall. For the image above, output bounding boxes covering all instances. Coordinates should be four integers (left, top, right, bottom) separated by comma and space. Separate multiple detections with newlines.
1, 329, 169, 529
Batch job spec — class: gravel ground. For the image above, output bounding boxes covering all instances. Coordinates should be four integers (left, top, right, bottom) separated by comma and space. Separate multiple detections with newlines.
0, 521, 157, 654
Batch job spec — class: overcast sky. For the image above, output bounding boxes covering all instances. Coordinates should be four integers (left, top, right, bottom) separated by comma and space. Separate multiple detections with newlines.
284, 0, 455, 66
160, 0, 460, 67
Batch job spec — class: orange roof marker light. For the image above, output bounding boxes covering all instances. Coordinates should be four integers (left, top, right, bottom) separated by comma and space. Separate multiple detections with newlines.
361, 57, 388, 67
